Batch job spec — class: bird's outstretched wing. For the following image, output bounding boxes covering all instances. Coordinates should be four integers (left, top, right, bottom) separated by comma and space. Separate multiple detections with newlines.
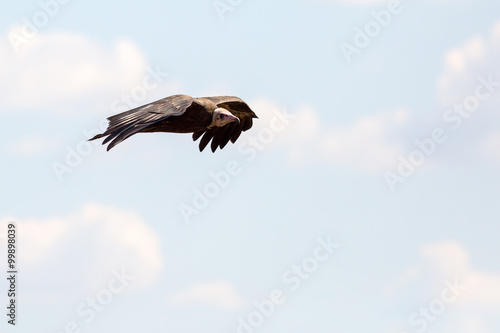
90, 94, 194, 151
192, 96, 258, 152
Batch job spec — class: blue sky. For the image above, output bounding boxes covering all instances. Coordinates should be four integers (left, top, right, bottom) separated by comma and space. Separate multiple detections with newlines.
1, 0, 500, 332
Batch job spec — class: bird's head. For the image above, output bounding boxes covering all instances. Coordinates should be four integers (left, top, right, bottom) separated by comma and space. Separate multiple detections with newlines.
211, 108, 240, 127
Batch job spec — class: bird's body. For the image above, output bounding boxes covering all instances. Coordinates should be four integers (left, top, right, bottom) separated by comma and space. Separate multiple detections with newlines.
89, 94, 257, 152
141, 97, 213, 134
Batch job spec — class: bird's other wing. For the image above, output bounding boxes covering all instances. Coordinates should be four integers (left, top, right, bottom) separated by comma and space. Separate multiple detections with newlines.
90, 94, 194, 151
193, 96, 258, 152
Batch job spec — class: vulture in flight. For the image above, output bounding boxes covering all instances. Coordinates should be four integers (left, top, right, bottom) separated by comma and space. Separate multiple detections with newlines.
89, 94, 258, 152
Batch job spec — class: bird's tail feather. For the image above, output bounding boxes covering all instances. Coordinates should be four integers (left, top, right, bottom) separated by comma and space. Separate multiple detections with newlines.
87, 108, 150, 151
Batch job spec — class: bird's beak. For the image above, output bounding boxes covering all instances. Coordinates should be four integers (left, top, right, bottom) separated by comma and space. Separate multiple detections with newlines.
227, 113, 240, 123
220, 109, 240, 125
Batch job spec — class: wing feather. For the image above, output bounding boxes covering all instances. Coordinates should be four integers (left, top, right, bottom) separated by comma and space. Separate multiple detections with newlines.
199, 129, 216, 152
192, 129, 205, 142
192, 96, 258, 151
219, 123, 237, 149
90, 94, 194, 150
211, 125, 231, 152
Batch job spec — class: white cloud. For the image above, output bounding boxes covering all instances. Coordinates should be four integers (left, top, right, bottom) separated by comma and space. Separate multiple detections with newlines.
248, 99, 408, 172
478, 131, 500, 165
419, 241, 470, 279
1, 203, 163, 302
167, 280, 246, 310
0, 29, 147, 113
388, 240, 500, 332
438, 21, 500, 105
422, 241, 500, 329
409, 241, 500, 307
436, 21, 500, 167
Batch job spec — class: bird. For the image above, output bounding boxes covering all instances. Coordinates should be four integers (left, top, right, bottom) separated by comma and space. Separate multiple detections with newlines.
89, 94, 258, 152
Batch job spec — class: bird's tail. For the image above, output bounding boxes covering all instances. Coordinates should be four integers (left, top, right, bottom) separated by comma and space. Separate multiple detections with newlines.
88, 108, 151, 151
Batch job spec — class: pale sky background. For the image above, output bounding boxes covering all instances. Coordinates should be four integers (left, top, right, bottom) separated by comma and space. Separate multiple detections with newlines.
1, 0, 500, 332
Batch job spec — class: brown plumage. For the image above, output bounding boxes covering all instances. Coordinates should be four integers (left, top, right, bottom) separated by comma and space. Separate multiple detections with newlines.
89, 94, 258, 152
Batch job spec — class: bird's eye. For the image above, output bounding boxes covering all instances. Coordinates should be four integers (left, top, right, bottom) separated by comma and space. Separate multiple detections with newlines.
220, 114, 225, 119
